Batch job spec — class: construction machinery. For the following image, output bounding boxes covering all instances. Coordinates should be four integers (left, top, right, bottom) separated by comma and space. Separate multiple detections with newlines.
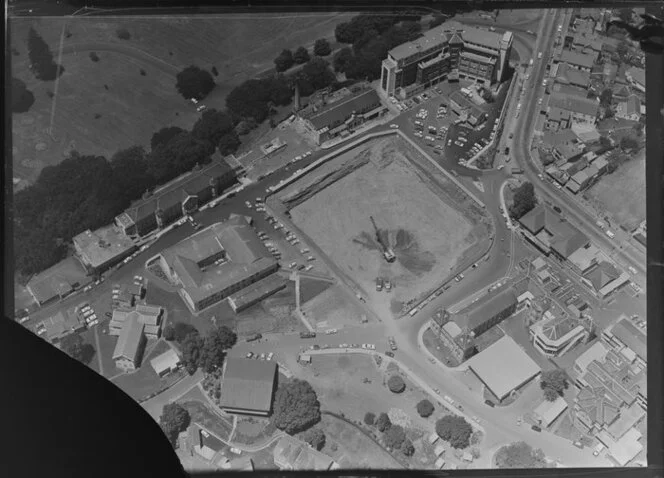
369, 216, 396, 263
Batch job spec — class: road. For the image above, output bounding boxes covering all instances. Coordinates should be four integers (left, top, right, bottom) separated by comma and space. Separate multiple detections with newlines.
509, 9, 646, 283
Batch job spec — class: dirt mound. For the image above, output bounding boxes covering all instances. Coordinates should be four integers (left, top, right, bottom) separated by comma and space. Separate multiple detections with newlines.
394, 229, 435, 276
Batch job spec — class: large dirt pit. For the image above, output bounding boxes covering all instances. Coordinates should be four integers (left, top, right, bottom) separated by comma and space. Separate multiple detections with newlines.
287, 136, 482, 309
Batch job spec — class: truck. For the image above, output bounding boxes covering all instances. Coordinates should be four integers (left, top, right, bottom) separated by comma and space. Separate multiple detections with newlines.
299, 331, 316, 339
246, 333, 262, 342
511, 168, 523, 175
606, 230, 616, 239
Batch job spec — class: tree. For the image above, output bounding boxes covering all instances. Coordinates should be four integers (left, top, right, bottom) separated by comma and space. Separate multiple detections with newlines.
175, 65, 215, 100
235, 118, 258, 135
27, 27, 64, 81
217, 131, 241, 156
313, 38, 332, 56
159, 403, 190, 446
364, 412, 376, 426
272, 379, 321, 434
508, 181, 537, 220
147, 131, 213, 184
387, 375, 406, 393
200, 325, 237, 373
293, 46, 310, 64
109, 146, 155, 206
384, 424, 406, 449
617, 8, 633, 24
163, 325, 175, 341
116, 28, 131, 40
599, 89, 613, 108
416, 399, 435, 418
435, 415, 473, 449
599, 136, 613, 149
495, 441, 547, 468
61, 334, 95, 364
192, 109, 235, 147
151, 126, 186, 151
274, 49, 294, 72
401, 438, 415, 456
620, 136, 639, 151
540, 369, 569, 401
302, 427, 326, 450
89, 52, 100, 62
11, 77, 35, 113
375, 412, 392, 432
332, 47, 355, 73
173, 322, 200, 343
181, 333, 204, 375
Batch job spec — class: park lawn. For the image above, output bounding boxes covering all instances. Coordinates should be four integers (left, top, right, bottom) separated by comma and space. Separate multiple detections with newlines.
177, 384, 208, 404
319, 414, 403, 469
10, 14, 352, 184
180, 400, 233, 441
248, 442, 279, 470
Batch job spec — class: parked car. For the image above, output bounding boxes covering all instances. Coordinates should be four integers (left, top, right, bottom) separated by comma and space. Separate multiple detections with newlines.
267, 352, 274, 361
484, 400, 495, 407
300, 331, 316, 339
325, 329, 338, 335
531, 425, 542, 432
246, 352, 254, 359
376, 277, 384, 292
385, 351, 395, 357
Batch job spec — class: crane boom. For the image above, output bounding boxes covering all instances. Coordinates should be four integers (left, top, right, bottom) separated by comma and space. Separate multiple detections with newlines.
369, 216, 396, 263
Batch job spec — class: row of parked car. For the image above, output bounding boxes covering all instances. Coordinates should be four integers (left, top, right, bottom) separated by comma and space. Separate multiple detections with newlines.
78, 303, 98, 327
376, 277, 392, 292
245, 351, 274, 361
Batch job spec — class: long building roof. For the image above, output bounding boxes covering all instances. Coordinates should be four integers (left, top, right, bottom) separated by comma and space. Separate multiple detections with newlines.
161, 216, 277, 303
519, 205, 589, 258
549, 92, 599, 118
455, 287, 517, 333
388, 21, 509, 61
306, 89, 381, 131
610, 318, 646, 362
112, 314, 145, 363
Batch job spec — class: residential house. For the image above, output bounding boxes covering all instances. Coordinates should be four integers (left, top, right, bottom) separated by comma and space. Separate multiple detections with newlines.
615, 95, 641, 121
549, 92, 599, 125
518, 205, 589, 260
273, 435, 337, 471
150, 348, 182, 377
555, 62, 591, 89
560, 50, 596, 72
581, 261, 630, 298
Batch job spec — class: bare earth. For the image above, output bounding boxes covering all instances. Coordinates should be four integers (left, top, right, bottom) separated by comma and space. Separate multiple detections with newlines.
290, 137, 477, 305
586, 152, 645, 231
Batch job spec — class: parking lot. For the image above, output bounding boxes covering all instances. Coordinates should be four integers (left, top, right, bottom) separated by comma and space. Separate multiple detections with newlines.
247, 196, 320, 274
394, 80, 510, 169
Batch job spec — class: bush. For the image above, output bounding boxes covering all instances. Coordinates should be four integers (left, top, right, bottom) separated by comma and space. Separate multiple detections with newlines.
163, 325, 175, 341
159, 403, 190, 446
435, 415, 473, 449
313, 38, 332, 56
173, 322, 199, 343
384, 424, 406, 449
211, 66, 219, 76
140, 69, 146, 76
235, 118, 258, 136
401, 438, 415, 456
116, 28, 131, 40
302, 427, 326, 450
364, 412, 375, 426
495, 442, 547, 468
89, 52, 100, 62
416, 399, 435, 417
387, 375, 406, 393
293, 46, 310, 64
508, 182, 537, 220
271, 379, 321, 434
274, 49, 294, 72
540, 369, 569, 401
375, 412, 391, 432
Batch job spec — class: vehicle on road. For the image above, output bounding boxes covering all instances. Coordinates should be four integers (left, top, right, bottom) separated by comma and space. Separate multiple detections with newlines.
245, 201, 252, 209
289, 262, 297, 268
531, 425, 542, 432
385, 280, 392, 292
389, 124, 399, 129
196, 105, 207, 112
628, 266, 637, 275
385, 351, 394, 357
484, 399, 495, 407
267, 352, 274, 361
605, 230, 615, 239
376, 277, 384, 292
573, 441, 584, 449
259, 353, 266, 360
538, 52, 543, 59
300, 331, 316, 339
304, 265, 313, 271
19, 316, 30, 324
497, 165, 504, 170
325, 329, 338, 335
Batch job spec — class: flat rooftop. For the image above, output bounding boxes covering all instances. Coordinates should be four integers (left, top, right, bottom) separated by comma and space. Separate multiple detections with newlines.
219, 358, 277, 413
73, 225, 137, 268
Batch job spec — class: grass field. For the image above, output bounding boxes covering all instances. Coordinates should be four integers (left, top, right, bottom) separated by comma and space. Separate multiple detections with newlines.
180, 400, 234, 441
290, 137, 479, 309
300, 285, 371, 330
586, 152, 646, 231
10, 14, 352, 184
319, 414, 403, 469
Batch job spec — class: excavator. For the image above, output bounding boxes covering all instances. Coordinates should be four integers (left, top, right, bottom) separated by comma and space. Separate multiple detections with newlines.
370, 216, 396, 263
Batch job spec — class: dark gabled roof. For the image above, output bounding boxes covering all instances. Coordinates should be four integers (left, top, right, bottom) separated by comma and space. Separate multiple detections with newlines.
519, 205, 589, 258
583, 261, 621, 291
307, 90, 380, 131
219, 358, 277, 413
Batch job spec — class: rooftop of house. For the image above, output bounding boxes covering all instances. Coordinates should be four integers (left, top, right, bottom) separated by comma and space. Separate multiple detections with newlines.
583, 261, 621, 291
306, 89, 381, 131
560, 49, 595, 69
111, 314, 145, 362
519, 205, 589, 258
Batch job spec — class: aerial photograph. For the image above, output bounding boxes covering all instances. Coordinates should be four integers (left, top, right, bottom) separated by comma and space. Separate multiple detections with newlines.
9, 3, 653, 472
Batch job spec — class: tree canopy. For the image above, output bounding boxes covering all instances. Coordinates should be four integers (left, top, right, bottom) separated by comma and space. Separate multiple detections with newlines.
295, 57, 337, 97
508, 181, 537, 220
163, 324, 175, 341
11, 77, 35, 113
192, 108, 235, 148
302, 427, 326, 450
60, 334, 95, 364
151, 126, 186, 151
620, 136, 639, 151
435, 415, 473, 449
495, 441, 547, 468
199, 325, 237, 373
181, 333, 204, 375
272, 379, 321, 434
226, 76, 293, 123
416, 399, 435, 418
387, 375, 406, 393
540, 369, 569, 401
159, 403, 191, 446
599, 89, 613, 108
173, 322, 200, 343
383, 424, 406, 449
364, 412, 375, 425
175, 65, 215, 100
28, 27, 64, 81
274, 49, 295, 72
293, 46, 310, 64
375, 412, 392, 432
313, 38, 332, 56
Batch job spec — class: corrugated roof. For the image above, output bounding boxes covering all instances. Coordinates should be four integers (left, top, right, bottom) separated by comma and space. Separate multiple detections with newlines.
583, 261, 621, 291
150, 348, 181, 375
519, 205, 589, 258
456, 287, 517, 333
560, 50, 595, 69
611, 318, 646, 361
549, 92, 599, 118
219, 358, 276, 413
112, 314, 145, 362
468, 336, 541, 400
